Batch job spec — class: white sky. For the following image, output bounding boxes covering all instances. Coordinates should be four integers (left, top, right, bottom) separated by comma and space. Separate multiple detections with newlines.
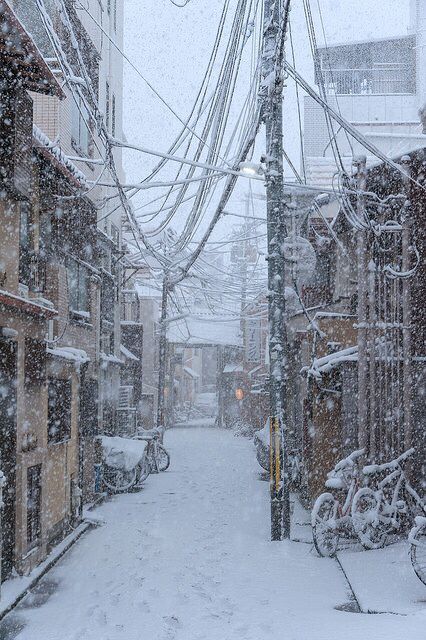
123, 0, 410, 240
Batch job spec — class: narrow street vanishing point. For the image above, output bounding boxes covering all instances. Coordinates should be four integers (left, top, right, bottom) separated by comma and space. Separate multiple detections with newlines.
1, 427, 423, 640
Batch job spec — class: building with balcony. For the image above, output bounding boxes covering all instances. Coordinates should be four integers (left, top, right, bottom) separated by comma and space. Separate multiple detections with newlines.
303, 0, 426, 186
11, 0, 126, 439
0, 0, 82, 579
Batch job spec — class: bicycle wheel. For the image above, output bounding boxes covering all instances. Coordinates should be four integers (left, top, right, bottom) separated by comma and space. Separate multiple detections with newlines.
156, 444, 170, 472
102, 464, 137, 493
410, 522, 426, 586
311, 493, 339, 557
351, 487, 387, 550
135, 453, 151, 485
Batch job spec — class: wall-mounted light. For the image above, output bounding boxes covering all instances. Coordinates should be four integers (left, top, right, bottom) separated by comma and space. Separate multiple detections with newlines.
235, 388, 244, 401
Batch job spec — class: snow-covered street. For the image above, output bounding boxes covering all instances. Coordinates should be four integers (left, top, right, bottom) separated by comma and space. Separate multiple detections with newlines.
0, 427, 423, 640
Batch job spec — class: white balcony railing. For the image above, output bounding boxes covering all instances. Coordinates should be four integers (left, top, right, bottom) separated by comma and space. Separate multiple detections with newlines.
321, 66, 415, 96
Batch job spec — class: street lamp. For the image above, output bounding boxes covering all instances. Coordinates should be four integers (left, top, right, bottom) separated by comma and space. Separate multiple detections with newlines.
235, 387, 244, 401
239, 161, 265, 177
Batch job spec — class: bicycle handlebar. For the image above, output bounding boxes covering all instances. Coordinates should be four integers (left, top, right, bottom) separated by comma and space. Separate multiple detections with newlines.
363, 447, 415, 475
334, 448, 365, 472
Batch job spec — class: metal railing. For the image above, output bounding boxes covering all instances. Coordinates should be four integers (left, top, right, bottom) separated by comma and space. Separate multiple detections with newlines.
321, 66, 415, 95
121, 291, 140, 323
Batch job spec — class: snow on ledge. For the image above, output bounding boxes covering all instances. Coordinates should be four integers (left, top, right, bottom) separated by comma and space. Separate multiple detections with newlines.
47, 347, 90, 364
100, 352, 123, 366
305, 345, 358, 380
120, 344, 139, 362
33, 125, 88, 187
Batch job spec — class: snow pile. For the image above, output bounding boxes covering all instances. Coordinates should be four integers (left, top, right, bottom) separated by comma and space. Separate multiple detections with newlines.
254, 420, 269, 448
100, 436, 147, 472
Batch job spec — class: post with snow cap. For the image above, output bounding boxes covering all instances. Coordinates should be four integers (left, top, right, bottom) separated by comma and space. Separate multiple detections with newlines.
261, 0, 291, 540
157, 276, 170, 435
0, 470, 6, 591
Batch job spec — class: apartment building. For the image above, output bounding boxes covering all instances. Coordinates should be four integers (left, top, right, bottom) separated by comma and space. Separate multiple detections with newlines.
303, 0, 425, 186
0, 0, 130, 580
12, 0, 126, 436
0, 0, 77, 579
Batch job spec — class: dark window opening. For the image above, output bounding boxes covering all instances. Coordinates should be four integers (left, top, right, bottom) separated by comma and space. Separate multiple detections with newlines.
27, 464, 41, 547
48, 378, 72, 444
67, 257, 90, 319
24, 338, 46, 385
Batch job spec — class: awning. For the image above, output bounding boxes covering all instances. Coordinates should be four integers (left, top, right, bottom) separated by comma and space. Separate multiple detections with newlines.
183, 366, 199, 379
120, 344, 139, 362
223, 364, 243, 374
47, 347, 89, 364
0, 289, 57, 319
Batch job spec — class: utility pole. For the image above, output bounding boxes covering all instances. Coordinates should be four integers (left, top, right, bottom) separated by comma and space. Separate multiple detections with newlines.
157, 276, 170, 431
262, 0, 291, 540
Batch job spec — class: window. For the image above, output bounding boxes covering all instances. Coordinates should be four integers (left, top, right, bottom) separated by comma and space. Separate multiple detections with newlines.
111, 93, 116, 137
107, 0, 111, 15
48, 378, 72, 444
19, 201, 34, 286
113, 0, 117, 31
27, 465, 41, 547
101, 271, 115, 325
24, 338, 46, 385
67, 257, 90, 318
71, 96, 91, 156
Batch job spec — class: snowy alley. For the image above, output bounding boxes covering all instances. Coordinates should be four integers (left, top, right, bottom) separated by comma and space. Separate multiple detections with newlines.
1, 427, 424, 640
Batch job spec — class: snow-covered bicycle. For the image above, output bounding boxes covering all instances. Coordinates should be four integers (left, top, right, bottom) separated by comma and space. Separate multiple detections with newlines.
311, 448, 365, 557
351, 448, 426, 550
409, 516, 426, 586
134, 427, 170, 480
100, 429, 170, 493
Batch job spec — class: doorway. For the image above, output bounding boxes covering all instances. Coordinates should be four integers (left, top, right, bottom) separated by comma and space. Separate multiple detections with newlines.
0, 336, 17, 580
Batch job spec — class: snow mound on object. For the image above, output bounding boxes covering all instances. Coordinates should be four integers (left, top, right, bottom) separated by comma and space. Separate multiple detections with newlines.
254, 420, 269, 448
100, 436, 147, 472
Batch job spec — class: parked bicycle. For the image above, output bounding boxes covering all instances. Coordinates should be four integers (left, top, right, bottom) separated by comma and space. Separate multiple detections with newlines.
351, 448, 426, 550
409, 516, 426, 586
311, 448, 365, 557
100, 428, 170, 494
134, 427, 170, 482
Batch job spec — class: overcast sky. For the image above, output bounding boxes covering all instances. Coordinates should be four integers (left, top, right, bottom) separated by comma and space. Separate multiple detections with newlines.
123, 0, 411, 239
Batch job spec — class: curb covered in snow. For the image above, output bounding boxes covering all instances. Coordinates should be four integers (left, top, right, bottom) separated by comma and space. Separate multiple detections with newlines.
0, 520, 94, 622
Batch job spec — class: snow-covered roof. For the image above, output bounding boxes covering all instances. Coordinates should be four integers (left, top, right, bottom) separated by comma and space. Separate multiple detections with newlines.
223, 364, 243, 373
306, 346, 358, 380
0, 1, 64, 98
183, 366, 199, 379
120, 344, 139, 362
167, 314, 242, 347
33, 125, 88, 187
0, 288, 57, 318
47, 347, 90, 364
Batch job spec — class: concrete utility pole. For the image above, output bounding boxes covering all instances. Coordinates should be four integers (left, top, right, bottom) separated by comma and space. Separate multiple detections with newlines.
262, 0, 291, 540
157, 276, 170, 431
